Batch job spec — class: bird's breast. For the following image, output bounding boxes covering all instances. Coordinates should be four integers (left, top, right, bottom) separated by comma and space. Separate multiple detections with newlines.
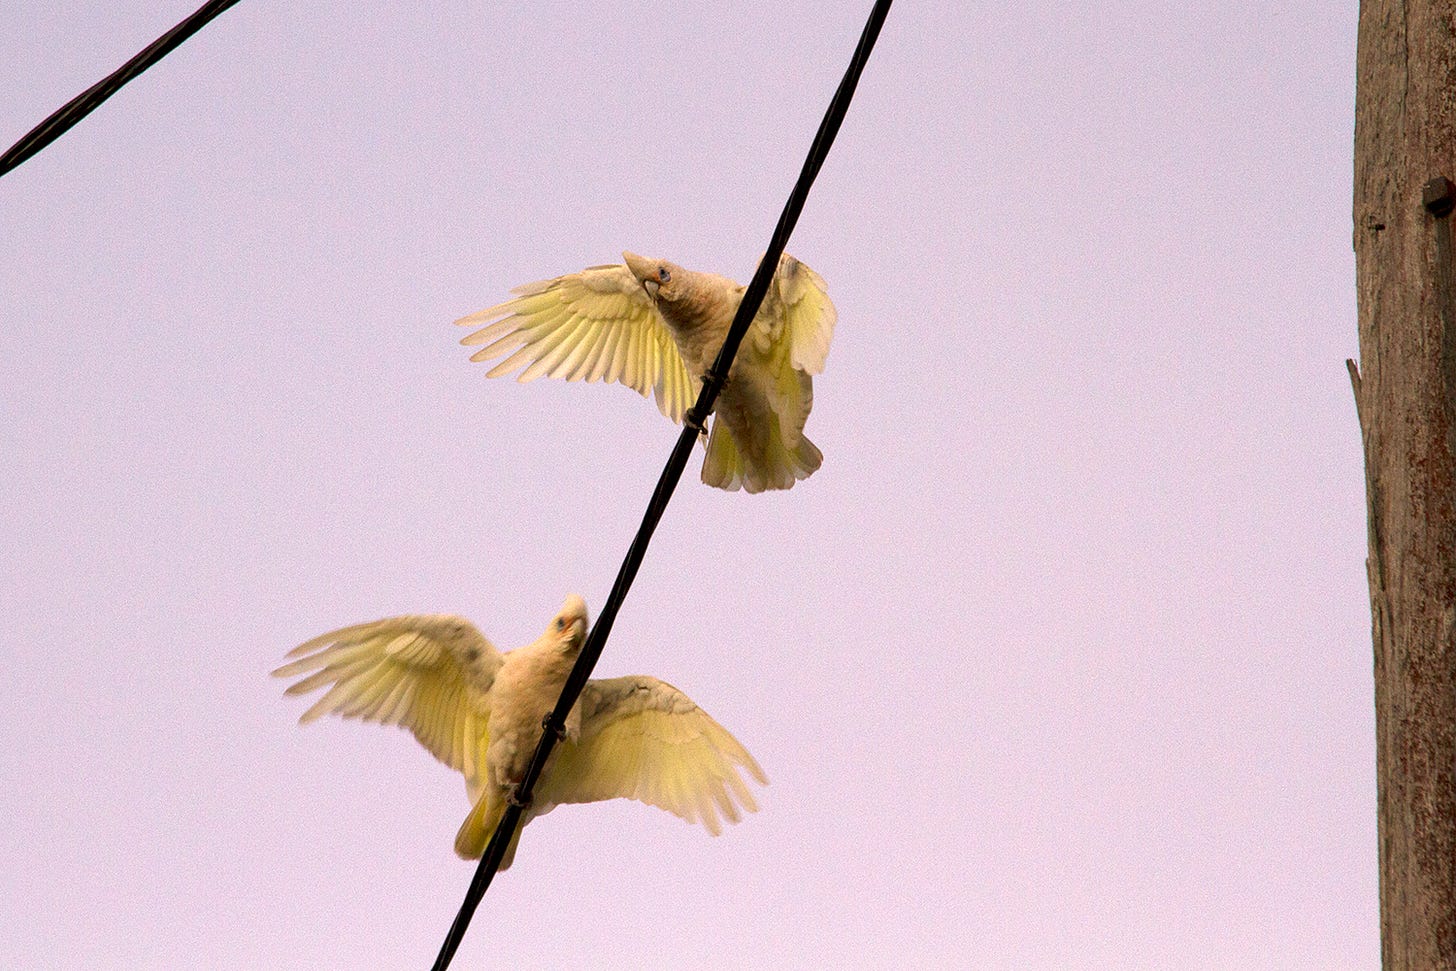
661, 289, 738, 376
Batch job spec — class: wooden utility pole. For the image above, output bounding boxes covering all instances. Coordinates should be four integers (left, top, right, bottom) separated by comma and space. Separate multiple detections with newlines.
1352, 1, 1456, 967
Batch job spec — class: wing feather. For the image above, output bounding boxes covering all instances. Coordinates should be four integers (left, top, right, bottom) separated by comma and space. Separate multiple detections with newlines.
583, 316, 622, 384
738, 252, 835, 445
456, 263, 696, 422
757, 252, 836, 376
518, 315, 585, 382
602, 312, 631, 384
273, 614, 503, 792
559, 318, 606, 382
482, 341, 545, 379
537, 676, 766, 836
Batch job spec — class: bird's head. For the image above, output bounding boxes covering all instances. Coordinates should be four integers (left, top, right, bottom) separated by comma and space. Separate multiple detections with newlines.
623, 251, 683, 303
546, 593, 590, 651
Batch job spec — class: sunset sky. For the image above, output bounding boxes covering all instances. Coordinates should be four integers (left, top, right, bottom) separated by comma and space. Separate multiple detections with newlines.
1, 3, 1366, 968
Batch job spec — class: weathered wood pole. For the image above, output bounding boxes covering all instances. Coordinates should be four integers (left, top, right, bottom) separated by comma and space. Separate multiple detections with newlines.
1352, 1, 1456, 966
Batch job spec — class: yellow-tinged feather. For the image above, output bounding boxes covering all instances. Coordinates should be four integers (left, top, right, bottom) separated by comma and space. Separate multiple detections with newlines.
536, 676, 766, 836
519, 321, 581, 382
456, 260, 700, 422
483, 342, 539, 377
341, 667, 398, 718
457, 316, 514, 347
559, 319, 604, 381
605, 320, 632, 389
272, 615, 501, 776
454, 792, 504, 860
583, 319, 620, 384
620, 318, 639, 391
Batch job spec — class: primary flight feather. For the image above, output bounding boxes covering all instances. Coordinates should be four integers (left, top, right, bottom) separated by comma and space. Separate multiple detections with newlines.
456, 251, 837, 493
273, 595, 766, 871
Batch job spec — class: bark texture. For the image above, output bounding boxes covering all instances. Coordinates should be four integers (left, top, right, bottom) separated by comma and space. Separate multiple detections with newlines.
1353, 1, 1456, 967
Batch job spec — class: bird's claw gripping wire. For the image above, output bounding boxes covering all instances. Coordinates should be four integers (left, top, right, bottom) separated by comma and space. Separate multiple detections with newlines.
685, 371, 719, 436
684, 406, 710, 438
541, 714, 567, 742
505, 784, 532, 810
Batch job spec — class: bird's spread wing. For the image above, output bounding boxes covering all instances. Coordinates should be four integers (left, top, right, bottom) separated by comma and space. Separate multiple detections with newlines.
537, 676, 767, 835
752, 253, 836, 376
739, 253, 836, 445
456, 263, 701, 424
272, 614, 503, 798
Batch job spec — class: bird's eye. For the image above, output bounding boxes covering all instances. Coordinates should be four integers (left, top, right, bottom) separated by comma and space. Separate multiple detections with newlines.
555, 618, 565, 630
658, 267, 671, 283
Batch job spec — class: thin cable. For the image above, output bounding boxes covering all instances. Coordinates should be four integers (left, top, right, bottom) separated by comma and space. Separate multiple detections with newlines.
0, 0, 245, 179
429, 1, 893, 967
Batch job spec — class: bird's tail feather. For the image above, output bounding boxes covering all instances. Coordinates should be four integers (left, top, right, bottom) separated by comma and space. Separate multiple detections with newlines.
702, 418, 821, 493
454, 796, 524, 870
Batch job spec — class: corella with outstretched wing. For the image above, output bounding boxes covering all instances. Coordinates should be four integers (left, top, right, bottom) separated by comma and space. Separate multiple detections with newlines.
456, 251, 836, 493
273, 595, 766, 871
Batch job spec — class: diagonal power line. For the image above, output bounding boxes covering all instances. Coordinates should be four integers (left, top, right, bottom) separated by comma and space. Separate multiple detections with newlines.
0, 0, 245, 179
429, 1, 894, 968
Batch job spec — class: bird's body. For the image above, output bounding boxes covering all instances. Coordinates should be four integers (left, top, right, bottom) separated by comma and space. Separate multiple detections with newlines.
477, 609, 580, 793
273, 596, 765, 871
456, 251, 836, 493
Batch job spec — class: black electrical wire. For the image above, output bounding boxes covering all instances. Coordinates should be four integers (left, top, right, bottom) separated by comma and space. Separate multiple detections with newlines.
429, 1, 894, 967
0, 0, 244, 179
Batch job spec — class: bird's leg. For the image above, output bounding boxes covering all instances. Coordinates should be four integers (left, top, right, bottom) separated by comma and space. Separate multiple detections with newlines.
685, 366, 727, 436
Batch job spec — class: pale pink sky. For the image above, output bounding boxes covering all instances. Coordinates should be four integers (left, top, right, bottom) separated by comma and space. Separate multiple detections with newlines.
1, 3, 1366, 968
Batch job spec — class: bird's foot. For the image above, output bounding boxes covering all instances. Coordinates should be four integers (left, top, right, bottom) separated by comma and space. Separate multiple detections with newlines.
541, 714, 567, 742
684, 406, 710, 438
505, 783, 532, 810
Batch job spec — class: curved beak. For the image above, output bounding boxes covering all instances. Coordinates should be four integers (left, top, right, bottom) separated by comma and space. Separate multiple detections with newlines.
622, 251, 660, 299
622, 251, 654, 281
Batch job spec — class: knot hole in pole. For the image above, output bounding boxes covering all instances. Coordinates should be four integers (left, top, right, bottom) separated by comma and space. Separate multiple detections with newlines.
1423, 176, 1455, 218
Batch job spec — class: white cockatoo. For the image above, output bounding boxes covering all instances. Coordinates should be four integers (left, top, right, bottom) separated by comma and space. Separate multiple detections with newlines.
272, 595, 766, 871
455, 251, 836, 493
